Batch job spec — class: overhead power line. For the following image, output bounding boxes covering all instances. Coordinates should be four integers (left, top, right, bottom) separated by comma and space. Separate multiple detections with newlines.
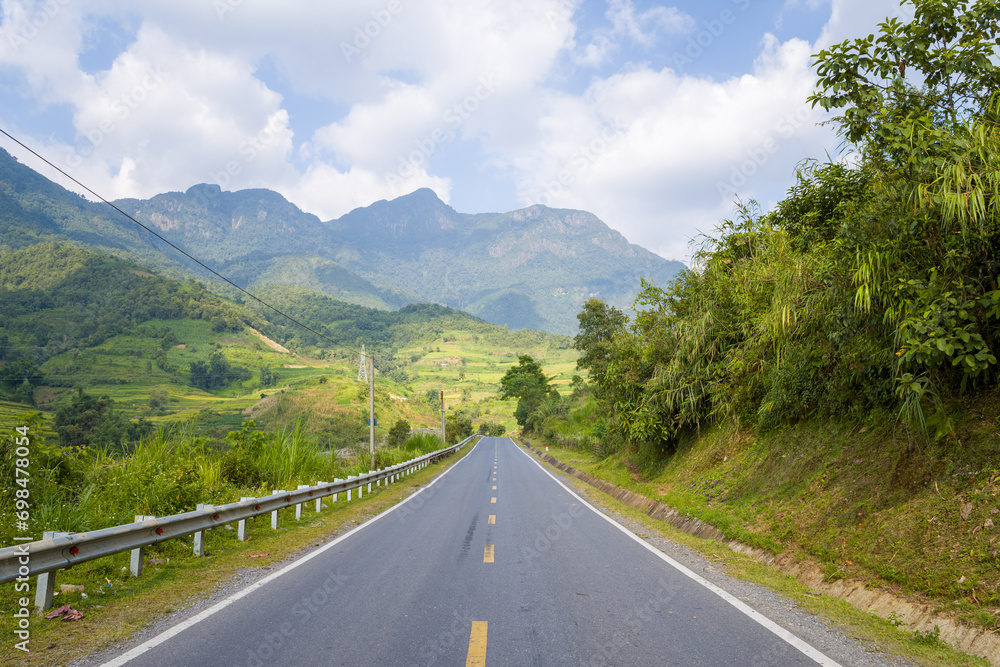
0, 127, 380, 367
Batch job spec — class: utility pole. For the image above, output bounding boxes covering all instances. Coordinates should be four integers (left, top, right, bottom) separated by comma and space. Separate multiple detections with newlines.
440, 390, 446, 445
368, 355, 375, 466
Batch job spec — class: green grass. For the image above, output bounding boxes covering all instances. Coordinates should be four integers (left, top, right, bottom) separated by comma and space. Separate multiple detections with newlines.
396, 329, 577, 431
0, 439, 479, 667
531, 404, 1000, 630
527, 444, 991, 667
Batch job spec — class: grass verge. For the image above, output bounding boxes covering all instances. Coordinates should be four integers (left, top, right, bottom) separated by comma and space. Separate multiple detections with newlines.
523, 440, 991, 667
0, 439, 478, 667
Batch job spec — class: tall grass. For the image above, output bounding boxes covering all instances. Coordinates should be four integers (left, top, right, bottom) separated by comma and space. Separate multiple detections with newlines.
0, 415, 458, 546
402, 432, 442, 455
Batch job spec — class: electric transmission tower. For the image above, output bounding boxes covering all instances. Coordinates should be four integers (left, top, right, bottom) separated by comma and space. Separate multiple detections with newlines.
357, 344, 367, 382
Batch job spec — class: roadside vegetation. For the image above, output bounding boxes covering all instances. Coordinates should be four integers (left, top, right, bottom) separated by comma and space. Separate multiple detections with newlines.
512, 0, 1000, 646
0, 436, 478, 667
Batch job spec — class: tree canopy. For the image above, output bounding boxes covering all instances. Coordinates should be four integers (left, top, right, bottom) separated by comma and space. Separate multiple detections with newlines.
566, 0, 1000, 454
499, 355, 558, 430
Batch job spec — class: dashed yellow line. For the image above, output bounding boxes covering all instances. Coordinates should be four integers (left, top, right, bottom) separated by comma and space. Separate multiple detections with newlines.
490, 497, 496, 503
488, 515, 495, 524
492, 485, 496, 490
483, 544, 494, 563
466, 621, 488, 666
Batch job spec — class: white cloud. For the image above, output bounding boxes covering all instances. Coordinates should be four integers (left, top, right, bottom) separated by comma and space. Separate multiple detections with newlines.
288, 162, 451, 221
607, 0, 694, 48
574, 1, 693, 67
814, 0, 909, 49
502, 34, 831, 261
0, 0, 910, 261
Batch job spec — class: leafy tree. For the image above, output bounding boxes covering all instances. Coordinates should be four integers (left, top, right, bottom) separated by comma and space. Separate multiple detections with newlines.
574, 298, 627, 400
190, 351, 249, 390
477, 421, 506, 436
499, 355, 558, 430
53, 389, 134, 449
13, 379, 35, 406
810, 0, 1000, 430
445, 413, 473, 444
386, 418, 411, 448
0, 358, 43, 402
259, 365, 278, 388
810, 0, 1000, 171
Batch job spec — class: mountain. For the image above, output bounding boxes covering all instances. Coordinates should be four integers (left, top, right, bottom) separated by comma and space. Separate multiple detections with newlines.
329, 188, 684, 333
0, 148, 685, 334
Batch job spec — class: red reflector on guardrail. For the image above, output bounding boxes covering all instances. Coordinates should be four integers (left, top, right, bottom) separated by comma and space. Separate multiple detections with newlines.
213, 514, 220, 520
254, 505, 261, 511
156, 528, 164, 534
69, 547, 79, 555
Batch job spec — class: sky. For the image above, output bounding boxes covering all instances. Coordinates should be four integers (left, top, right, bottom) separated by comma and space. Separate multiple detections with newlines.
0, 0, 910, 262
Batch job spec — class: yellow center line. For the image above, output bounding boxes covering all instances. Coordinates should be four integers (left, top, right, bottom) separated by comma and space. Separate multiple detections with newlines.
491, 497, 496, 503
488, 515, 495, 524
466, 621, 488, 666
492, 485, 496, 490
483, 544, 494, 563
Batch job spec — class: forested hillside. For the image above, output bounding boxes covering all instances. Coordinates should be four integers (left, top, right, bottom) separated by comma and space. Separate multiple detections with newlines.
515, 1, 1000, 639
0, 147, 683, 335
0, 238, 574, 437
565, 2, 1000, 452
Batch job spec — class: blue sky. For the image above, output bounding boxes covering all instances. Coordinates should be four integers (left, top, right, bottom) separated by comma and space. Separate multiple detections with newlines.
0, 0, 907, 262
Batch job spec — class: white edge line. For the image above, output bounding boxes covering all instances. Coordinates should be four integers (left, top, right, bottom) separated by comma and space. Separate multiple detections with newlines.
98, 439, 481, 667
513, 440, 842, 667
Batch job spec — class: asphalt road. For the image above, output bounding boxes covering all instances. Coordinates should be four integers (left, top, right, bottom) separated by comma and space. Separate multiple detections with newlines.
97, 436, 842, 667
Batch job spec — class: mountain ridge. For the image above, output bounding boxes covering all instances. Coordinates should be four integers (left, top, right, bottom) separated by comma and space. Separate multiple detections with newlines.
0, 148, 684, 334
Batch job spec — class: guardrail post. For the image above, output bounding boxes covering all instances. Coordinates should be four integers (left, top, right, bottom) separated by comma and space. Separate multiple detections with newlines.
346, 477, 354, 501
193, 504, 212, 556
238, 498, 252, 541
35, 531, 69, 613
368, 471, 374, 494
130, 516, 155, 576
272, 491, 285, 529
315, 483, 326, 512
332, 479, 342, 503
296, 485, 310, 520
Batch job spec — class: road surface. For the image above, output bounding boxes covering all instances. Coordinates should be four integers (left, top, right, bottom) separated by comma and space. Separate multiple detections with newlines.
96, 436, 848, 667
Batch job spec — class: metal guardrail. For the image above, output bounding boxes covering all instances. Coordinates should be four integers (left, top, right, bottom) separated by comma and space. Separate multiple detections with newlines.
0, 435, 476, 611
